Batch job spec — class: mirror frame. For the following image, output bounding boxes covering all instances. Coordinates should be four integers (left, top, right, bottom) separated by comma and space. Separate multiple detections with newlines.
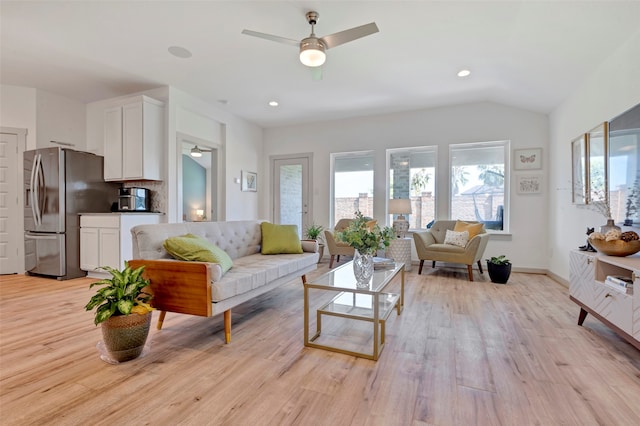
571, 134, 587, 205
587, 122, 608, 206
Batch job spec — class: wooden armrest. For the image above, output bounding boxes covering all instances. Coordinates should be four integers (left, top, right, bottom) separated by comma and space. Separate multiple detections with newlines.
128, 259, 212, 317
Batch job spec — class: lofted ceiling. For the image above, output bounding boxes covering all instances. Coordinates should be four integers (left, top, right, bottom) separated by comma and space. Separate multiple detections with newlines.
1, 1, 639, 128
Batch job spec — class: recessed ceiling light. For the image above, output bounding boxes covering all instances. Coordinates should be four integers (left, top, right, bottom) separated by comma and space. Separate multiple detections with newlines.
269, 101, 279, 107
457, 69, 471, 77
168, 45, 192, 59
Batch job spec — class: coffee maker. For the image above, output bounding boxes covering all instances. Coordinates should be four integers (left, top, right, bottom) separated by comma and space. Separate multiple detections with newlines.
118, 187, 150, 211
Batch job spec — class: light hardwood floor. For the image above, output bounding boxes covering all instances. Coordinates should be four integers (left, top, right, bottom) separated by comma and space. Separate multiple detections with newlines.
1, 264, 639, 425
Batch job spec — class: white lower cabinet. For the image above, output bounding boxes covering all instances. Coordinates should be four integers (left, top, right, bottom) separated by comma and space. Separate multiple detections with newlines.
80, 213, 161, 276
569, 250, 639, 349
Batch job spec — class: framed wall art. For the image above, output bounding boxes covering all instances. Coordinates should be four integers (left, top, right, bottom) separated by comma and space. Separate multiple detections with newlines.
516, 174, 542, 194
241, 170, 257, 192
514, 148, 542, 170
571, 134, 587, 205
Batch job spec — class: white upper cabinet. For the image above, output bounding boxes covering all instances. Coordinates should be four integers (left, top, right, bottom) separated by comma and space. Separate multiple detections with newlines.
104, 95, 164, 181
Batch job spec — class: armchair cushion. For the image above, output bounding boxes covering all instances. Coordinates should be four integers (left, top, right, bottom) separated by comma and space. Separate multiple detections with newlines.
453, 220, 484, 240
444, 229, 469, 247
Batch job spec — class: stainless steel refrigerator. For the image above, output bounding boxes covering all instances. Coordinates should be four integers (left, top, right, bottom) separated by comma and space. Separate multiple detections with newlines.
24, 147, 118, 279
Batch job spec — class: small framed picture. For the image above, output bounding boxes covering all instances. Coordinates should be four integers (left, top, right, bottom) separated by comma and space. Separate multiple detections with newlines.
241, 170, 257, 192
514, 148, 542, 170
517, 174, 542, 194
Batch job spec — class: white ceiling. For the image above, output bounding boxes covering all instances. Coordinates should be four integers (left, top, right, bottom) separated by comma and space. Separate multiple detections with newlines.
2, 1, 639, 128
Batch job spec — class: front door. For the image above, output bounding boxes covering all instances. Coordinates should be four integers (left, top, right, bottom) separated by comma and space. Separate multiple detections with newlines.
272, 155, 312, 238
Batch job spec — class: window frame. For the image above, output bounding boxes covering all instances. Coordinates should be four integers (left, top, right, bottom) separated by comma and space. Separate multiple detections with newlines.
448, 140, 511, 233
330, 150, 376, 228
386, 146, 438, 230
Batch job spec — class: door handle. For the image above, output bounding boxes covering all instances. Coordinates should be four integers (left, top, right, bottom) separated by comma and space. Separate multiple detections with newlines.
25, 233, 58, 240
33, 154, 43, 227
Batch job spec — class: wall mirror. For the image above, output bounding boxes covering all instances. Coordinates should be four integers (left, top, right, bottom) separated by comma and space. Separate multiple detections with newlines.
608, 103, 640, 225
571, 134, 587, 205
587, 122, 608, 205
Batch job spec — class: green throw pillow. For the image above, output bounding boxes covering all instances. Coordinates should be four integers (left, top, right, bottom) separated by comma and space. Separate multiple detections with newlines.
261, 222, 303, 254
163, 233, 233, 274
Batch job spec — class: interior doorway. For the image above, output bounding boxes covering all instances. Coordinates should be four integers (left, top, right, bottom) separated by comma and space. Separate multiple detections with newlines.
1, 127, 27, 274
272, 154, 313, 238
177, 133, 223, 223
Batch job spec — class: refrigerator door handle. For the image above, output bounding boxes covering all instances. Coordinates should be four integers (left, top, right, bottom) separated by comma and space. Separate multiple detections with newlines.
29, 153, 38, 226
33, 154, 43, 227
25, 232, 58, 240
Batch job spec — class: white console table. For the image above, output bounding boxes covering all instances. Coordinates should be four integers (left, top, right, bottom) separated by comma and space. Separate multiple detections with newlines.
569, 250, 640, 350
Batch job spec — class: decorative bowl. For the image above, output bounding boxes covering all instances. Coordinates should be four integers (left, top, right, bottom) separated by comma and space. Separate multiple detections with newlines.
589, 239, 640, 257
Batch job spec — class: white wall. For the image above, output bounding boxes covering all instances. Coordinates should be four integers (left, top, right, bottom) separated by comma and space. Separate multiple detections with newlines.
36, 90, 86, 150
166, 87, 263, 222
264, 101, 549, 270
0, 85, 37, 149
549, 29, 640, 281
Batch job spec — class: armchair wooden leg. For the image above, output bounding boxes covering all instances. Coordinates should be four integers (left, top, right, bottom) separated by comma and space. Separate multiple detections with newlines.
157, 311, 166, 330
432, 261, 436, 268
418, 260, 424, 274
477, 260, 484, 274
467, 265, 474, 282
329, 255, 335, 268
337, 255, 341, 263
224, 309, 231, 344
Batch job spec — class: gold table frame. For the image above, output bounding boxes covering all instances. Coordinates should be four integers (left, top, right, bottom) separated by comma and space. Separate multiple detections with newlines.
303, 261, 405, 360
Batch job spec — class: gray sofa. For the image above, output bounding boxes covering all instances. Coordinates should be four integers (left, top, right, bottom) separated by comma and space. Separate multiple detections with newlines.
128, 220, 318, 343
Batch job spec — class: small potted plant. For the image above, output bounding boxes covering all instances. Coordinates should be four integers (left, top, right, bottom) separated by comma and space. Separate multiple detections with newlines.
304, 223, 325, 263
85, 261, 154, 362
486, 255, 512, 284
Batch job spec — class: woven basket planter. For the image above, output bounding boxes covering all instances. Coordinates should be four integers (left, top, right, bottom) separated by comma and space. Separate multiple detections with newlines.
101, 311, 152, 362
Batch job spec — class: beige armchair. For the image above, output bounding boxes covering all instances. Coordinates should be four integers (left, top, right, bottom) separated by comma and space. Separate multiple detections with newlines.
324, 218, 355, 268
413, 220, 490, 281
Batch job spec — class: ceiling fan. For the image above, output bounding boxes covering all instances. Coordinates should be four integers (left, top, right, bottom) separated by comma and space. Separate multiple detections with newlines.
242, 11, 379, 71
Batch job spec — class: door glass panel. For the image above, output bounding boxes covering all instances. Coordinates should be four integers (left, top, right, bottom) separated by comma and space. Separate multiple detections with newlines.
279, 164, 303, 237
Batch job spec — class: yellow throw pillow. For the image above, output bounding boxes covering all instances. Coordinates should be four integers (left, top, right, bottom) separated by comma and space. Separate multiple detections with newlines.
261, 222, 303, 254
163, 234, 233, 274
453, 220, 484, 240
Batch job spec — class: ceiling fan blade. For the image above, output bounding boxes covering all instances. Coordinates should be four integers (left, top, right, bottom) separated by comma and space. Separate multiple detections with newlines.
241, 29, 299, 47
320, 22, 379, 49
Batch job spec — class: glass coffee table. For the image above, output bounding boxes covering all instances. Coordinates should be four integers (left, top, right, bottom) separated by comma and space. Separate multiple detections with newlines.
303, 261, 405, 361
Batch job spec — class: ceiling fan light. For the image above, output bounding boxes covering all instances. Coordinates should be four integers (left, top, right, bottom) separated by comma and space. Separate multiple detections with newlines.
299, 38, 326, 67
190, 146, 203, 158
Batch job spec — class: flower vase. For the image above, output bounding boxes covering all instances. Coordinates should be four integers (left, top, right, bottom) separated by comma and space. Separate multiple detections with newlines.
353, 249, 374, 287
600, 218, 621, 234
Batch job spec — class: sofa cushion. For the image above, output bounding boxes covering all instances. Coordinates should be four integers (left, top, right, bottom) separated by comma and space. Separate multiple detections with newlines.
261, 222, 303, 254
163, 234, 233, 274
210, 252, 318, 301
444, 229, 469, 247
454, 220, 484, 240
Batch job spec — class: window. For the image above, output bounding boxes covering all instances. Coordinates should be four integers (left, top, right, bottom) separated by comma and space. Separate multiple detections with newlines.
332, 152, 375, 225
387, 147, 437, 229
449, 141, 509, 231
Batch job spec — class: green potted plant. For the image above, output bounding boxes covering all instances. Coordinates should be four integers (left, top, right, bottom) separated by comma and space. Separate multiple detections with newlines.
304, 223, 325, 263
486, 255, 512, 284
337, 211, 394, 286
85, 261, 154, 362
